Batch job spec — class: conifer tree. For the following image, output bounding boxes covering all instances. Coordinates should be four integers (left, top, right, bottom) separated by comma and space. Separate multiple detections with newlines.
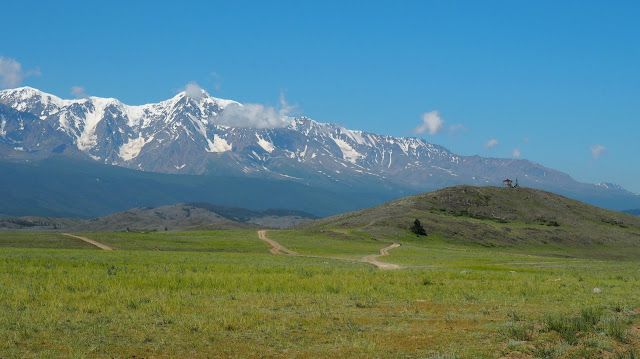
410, 218, 427, 236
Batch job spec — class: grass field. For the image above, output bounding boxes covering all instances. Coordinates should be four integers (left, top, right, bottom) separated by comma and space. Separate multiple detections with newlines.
0, 233, 98, 250
78, 230, 271, 253
0, 229, 638, 358
266, 230, 385, 259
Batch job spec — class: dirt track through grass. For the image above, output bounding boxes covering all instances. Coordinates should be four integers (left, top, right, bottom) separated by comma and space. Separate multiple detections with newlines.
259, 231, 561, 271
257, 230, 297, 255
258, 230, 404, 269
362, 243, 403, 269
62, 233, 114, 250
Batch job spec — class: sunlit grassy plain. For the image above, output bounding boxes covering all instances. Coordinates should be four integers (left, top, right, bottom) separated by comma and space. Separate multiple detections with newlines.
1, 229, 639, 358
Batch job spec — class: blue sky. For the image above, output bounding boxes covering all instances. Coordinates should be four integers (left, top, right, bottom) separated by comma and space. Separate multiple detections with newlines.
2, 1, 639, 192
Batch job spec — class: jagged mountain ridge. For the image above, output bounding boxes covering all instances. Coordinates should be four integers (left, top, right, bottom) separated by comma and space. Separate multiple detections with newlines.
0, 86, 637, 211
0, 87, 572, 188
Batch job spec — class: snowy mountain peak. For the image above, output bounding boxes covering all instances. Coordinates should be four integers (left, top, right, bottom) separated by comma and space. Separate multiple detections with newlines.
596, 183, 638, 195
0, 86, 67, 110
1, 86, 629, 203
172, 89, 238, 107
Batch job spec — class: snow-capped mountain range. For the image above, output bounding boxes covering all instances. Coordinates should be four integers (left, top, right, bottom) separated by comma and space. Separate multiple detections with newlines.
596, 183, 639, 196
0, 86, 634, 204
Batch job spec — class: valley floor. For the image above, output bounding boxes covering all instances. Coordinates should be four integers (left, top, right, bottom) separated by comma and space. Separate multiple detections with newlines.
0, 230, 639, 358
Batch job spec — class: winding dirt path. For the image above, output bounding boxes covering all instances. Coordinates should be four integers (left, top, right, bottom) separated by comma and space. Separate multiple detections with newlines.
257, 230, 298, 255
62, 233, 114, 251
256, 230, 403, 270
255, 231, 555, 271
362, 243, 402, 269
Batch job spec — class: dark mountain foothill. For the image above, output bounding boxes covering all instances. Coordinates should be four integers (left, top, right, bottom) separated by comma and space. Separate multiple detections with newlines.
0, 203, 318, 233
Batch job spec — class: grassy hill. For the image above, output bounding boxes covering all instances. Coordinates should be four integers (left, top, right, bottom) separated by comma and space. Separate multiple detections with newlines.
296, 185, 640, 247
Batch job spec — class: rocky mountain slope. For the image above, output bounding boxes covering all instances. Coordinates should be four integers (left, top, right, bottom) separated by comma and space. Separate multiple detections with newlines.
0, 86, 638, 212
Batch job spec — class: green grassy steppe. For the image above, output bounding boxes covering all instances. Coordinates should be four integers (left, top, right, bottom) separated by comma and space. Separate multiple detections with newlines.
1, 228, 639, 358
78, 230, 271, 252
2, 186, 640, 358
0, 233, 98, 250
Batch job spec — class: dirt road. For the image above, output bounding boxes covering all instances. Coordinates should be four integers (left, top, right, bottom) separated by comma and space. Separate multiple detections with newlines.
257, 230, 298, 255
362, 243, 402, 269
62, 233, 114, 250
258, 230, 405, 269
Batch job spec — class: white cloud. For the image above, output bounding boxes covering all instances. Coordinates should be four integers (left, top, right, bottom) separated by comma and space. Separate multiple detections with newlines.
414, 111, 465, 136
484, 139, 499, 148
414, 111, 444, 135
0, 57, 40, 89
184, 81, 204, 100
590, 144, 607, 159
70, 86, 89, 99
216, 93, 296, 129
512, 148, 521, 158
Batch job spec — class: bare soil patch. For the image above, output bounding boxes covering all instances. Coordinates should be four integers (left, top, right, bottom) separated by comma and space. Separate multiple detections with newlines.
62, 233, 114, 250
257, 230, 297, 255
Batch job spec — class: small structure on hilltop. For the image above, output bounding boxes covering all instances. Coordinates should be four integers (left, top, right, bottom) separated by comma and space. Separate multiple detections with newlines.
502, 178, 520, 188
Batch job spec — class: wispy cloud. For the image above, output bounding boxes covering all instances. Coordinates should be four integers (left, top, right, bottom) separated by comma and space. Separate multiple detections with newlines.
209, 72, 222, 90
70, 86, 89, 99
0, 57, 40, 89
448, 123, 467, 137
278, 92, 297, 116
216, 93, 297, 129
512, 148, 521, 158
484, 139, 499, 148
590, 144, 607, 159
